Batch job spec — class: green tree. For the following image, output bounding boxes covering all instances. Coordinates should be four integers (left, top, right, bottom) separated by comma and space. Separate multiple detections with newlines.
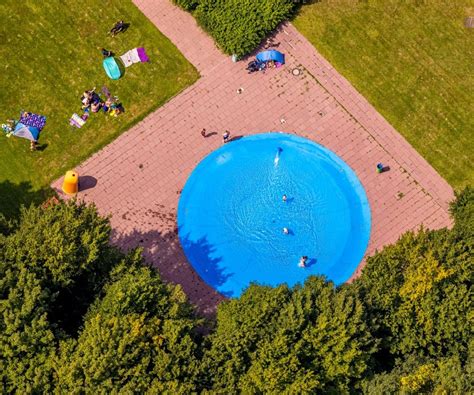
0, 212, 12, 235
356, 187, 473, 392
1, 189, 472, 393
450, 186, 474, 237
195, 0, 296, 56
0, 201, 117, 335
356, 196, 472, 362
3, 200, 112, 287
0, 201, 116, 392
1, 201, 203, 393
55, 259, 202, 393
172, 0, 199, 11
362, 352, 473, 394
0, 268, 56, 393
202, 277, 375, 393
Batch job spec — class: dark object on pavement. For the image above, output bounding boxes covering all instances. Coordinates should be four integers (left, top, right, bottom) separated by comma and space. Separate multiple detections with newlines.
246, 60, 265, 74
376, 163, 390, 173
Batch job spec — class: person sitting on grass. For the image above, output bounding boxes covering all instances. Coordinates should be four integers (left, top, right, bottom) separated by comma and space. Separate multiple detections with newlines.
91, 99, 102, 113
103, 96, 123, 116
81, 95, 90, 109
109, 103, 123, 117
81, 88, 96, 109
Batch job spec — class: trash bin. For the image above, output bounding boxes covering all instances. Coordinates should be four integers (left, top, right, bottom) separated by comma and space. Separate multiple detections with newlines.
62, 170, 79, 195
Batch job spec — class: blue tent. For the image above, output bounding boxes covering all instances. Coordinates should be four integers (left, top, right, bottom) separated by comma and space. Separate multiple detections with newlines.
103, 57, 122, 80
256, 50, 285, 64
13, 122, 40, 141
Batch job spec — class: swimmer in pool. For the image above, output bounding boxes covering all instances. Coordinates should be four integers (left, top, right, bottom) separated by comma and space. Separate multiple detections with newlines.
283, 227, 289, 234
298, 256, 308, 268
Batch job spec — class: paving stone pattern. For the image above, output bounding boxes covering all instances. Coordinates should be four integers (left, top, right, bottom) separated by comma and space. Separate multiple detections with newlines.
53, 0, 454, 315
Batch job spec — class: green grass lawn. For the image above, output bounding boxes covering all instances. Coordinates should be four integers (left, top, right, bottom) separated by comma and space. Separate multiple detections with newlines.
0, 0, 198, 217
293, 0, 473, 189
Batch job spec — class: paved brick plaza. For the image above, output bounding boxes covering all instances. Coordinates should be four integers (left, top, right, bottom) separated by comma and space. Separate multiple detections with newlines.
53, 0, 453, 315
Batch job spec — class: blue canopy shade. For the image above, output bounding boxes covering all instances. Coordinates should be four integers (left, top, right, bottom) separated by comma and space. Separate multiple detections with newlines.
103, 57, 122, 80
256, 50, 285, 64
13, 122, 40, 141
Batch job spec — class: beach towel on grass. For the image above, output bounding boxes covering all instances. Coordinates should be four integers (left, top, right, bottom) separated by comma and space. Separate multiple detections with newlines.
19, 112, 46, 130
69, 113, 85, 128
120, 47, 149, 68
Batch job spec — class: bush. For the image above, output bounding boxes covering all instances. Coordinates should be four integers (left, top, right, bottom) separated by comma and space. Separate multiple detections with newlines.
354, 187, 473, 390
0, 201, 202, 393
195, 0, 296, 57
55, 261, 202, 393
361, 354, 473, 394
172, 0, 199, 12
202, 278, 375, 393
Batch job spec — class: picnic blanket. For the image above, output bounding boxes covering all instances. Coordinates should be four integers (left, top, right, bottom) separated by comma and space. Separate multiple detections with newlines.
69, 113, 86, 128
119, 47, 149, 68
19, 112, 46, 131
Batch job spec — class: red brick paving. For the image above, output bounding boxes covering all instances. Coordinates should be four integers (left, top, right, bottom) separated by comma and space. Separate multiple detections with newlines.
52, 0, 453, 315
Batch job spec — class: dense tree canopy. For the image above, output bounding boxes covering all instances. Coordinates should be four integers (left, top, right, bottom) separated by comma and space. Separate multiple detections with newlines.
361, 353, 473, 394
357, 187, 473, 393
202, 278, 375, 393
0, 201, 202, 393
356, 227, 471, 360
0, 188, 472, 393
0, 202, 114, 392
55, 257, 202, 393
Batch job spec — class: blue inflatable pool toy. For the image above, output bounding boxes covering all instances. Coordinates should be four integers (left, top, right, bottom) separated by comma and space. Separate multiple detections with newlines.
103, 57, 122, 80
256, 50, 285, 64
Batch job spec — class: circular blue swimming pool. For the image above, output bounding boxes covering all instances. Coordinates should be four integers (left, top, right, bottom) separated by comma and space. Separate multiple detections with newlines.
177, 133, 371, 297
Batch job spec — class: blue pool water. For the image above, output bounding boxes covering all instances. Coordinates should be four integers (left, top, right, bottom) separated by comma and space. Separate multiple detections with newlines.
177, 133, 371, 297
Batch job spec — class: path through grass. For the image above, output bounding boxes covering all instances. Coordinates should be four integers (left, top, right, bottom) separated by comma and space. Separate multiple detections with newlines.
0, 0, 198, 217
294, 0, 473, 189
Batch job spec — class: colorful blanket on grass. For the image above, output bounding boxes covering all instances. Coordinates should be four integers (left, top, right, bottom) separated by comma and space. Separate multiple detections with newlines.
19, 112, 46, 131
69, 113, 85, 128
120, 47, 149, 68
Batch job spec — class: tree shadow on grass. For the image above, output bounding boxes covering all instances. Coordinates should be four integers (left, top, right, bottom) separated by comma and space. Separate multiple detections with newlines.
0, 180, 53, 219
112, 225, 227, 317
